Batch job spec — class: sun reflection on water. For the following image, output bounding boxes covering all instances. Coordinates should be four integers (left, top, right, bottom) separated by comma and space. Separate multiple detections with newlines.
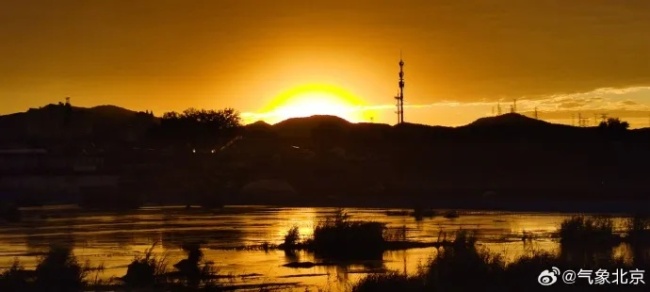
0, 206, 643, 291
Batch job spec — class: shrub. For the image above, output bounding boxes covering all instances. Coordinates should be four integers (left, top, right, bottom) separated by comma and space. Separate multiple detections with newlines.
353, 227, 650, 292
123, 242, 168, 288
423, 231, 504, 291
0, 259, 31, 291
283, 225, 301, 246
559, 216, 617, 246
311, 210, 385, 259
34, 246, 92, 291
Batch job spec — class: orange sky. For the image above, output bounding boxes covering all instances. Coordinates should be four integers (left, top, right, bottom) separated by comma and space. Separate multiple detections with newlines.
2, 1, 650, 127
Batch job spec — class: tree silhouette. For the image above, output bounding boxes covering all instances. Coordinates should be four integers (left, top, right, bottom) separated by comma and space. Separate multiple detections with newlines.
597, 117, 629, 140
598, 117, 629, 131
153, 108, 241, 148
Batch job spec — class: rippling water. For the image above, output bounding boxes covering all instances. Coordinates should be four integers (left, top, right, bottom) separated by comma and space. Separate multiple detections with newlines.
0, 205, 634, 291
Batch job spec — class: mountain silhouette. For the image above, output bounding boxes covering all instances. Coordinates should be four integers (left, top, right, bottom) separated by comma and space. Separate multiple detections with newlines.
0, 104, 157, 147
464, 113, 554, 128
272, 115, 351, 138
1, 105, 650, 210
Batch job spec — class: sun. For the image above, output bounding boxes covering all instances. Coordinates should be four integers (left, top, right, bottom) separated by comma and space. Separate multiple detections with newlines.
253, 84, 370, 124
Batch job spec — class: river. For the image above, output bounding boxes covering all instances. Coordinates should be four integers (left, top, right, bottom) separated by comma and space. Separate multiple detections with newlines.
0, 205, 635, 291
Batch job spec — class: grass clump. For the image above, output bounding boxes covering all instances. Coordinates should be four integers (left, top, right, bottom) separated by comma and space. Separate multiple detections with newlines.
34, 246, 94, 291
283, 225, 301, 247
424, 231, 504, 291
0, 245, 101, 292
352, 228, 650, 292
170, 242, 219, 289
558, 216, 618, 246
122, 242, 168, 288
311, 209, 386, 259
352, 272, 422, 292
0, 259, 31, 291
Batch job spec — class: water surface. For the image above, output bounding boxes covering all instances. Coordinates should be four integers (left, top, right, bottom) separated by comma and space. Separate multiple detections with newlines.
0, 205, 633, 291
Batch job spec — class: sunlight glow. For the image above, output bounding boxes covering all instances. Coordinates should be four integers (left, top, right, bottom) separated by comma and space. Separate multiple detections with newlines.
274, 208, 317, 242
247, 84, 373, 124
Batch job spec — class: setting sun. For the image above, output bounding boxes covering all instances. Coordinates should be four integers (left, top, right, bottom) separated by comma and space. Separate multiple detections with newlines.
245, 84, 372, 124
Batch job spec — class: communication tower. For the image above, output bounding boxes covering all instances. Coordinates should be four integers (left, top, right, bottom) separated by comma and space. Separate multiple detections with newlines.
394, 54, 405, 124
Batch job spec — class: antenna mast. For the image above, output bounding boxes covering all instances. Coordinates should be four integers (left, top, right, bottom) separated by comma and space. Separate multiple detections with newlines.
394, 52, 405, 124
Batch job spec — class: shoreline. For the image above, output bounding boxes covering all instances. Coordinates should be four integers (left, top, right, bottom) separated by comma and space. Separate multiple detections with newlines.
14, 198, 650, 215
221, 197, 650, 215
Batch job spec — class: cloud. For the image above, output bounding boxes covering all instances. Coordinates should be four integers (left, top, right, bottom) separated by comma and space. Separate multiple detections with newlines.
4, 0, 650, 110
243, 85, 650, 128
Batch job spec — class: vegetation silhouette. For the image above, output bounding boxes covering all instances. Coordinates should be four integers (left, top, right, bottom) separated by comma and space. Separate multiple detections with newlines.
148, 108, 242, 149
0, 245, 103, 292
558, 216, 620, 247
277, 209, 385, 260
310, 209, 385, 260
278, 209, 444, 266
352, 223, 650, 292
283, 225, 301, 247
121, 242, 219, 291
169, 242, 218, 289
122, 242, 168, 288
599, 117, 630, 131
2, 104, 649, 211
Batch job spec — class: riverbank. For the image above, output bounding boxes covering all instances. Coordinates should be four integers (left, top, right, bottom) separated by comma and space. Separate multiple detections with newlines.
222, 197, 650, 215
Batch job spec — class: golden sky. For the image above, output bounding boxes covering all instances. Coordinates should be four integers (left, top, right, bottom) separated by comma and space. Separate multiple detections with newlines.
2, 1, 650, 127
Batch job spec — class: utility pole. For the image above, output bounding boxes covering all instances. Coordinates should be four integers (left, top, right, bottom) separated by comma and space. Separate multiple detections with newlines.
577, 113, 590, 127
578, 113, 582, 127
571, 114, 575, 126
534, 107, 538, 119
497, 102, 502, 115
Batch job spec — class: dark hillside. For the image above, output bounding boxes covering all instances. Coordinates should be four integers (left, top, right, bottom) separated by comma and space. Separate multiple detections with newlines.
0, 104, 157, 148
